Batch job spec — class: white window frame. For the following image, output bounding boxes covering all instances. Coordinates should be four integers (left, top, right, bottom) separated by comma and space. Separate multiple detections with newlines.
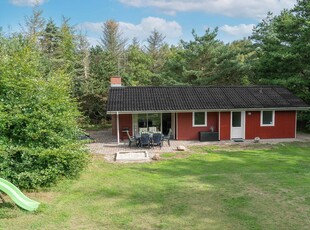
192, 112, 207, 127
260, 110, 275, 126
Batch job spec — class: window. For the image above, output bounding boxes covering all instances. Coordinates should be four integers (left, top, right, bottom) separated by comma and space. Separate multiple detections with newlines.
261, 111, 275, 126
138, 114, 147, 128
193, 112, 207, 127
134, 113, 161, 134
147, 113, 161, 129
232, 112, 241, 127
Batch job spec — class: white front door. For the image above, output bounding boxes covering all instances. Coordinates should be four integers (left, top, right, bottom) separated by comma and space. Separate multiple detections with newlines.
231, 111, 245, 139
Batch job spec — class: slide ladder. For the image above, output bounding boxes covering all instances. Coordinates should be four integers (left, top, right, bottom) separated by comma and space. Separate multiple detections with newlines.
0, 178, 40, 211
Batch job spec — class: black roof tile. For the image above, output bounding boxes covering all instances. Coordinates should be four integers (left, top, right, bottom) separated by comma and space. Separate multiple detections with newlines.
107, 86, 309, 112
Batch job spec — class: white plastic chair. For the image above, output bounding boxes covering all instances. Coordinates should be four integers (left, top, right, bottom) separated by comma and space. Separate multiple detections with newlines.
139, 128, 148, 133
148, 127, 157, 132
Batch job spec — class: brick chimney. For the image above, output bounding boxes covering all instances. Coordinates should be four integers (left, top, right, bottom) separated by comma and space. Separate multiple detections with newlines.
110, 76, 122, 87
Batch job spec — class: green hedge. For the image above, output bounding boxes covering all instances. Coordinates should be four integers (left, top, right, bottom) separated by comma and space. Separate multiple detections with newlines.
0, 34, 89, 189
0, 143, 89, 189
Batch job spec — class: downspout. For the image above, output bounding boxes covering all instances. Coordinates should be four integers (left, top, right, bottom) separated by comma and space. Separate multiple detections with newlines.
116, 112, 120, 145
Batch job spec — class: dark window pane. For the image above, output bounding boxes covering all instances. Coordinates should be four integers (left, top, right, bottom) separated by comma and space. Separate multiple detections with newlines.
138, 114, 161, 131
148, 113, 161, 131
232, 112, 241, 127
194, 112, 205, 125
263, 111, 273, 125
138, 114, 147, 128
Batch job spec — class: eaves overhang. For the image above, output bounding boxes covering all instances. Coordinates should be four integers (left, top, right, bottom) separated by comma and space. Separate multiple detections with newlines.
107, 106, 310, 115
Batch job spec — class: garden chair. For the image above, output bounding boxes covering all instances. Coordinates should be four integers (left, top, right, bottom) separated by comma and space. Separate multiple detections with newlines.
139, 128, 147, 133
151, 133, 162, 149
139, 133, 150, 148
148, 127, 157, 132
162, 128, 172, 146
126, 131, 137, 147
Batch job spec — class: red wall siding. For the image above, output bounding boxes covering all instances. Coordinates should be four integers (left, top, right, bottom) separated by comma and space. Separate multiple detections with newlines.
112, 115, 116, 135
177, 112, 219, 140
120, 114, 132, 139
245, 111, 296, 139
219, 112, 231, 140
111, 114, 133, 139
111, 111, 296, 141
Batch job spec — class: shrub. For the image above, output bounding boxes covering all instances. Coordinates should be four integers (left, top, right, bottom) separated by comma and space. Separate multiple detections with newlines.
0, 32, 89, 189
0, 144, 89, 189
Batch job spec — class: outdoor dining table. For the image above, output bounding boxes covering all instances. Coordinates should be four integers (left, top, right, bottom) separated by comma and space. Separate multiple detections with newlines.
134, 132, 163, 139
134, 132, 163, 146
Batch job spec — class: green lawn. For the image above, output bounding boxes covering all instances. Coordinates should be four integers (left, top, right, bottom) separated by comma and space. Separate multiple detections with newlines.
1, 142, 309, 229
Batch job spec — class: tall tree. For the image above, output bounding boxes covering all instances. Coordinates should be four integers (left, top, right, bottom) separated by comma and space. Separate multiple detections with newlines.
166, 29, 254, 86
57, 17, 76, 74
251, 0, 310, 100
145, 29, 165, 58
161, 44, 188, 85
179, 28, 224, 85
0, 33, 87, 188
125, 42, 153, 86
251, 0, 310, 128
74, 32, 90, 98
80, 45, 120, 122
76, 33, 90, 80
22, 5, 45, 42
40, 18, 60, 55
214, 39, 254, 85
145, 29, 168, 74
100, 19, 127, 66
79, 19, 129, 122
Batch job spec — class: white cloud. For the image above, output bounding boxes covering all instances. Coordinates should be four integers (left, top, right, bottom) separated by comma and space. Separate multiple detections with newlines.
76, 22, 103, 34
119, 17, 182, 42
76, 17, 183, 46
119, 0, 296, 19
10, 0, 47, 7
86, 36, 100, 47
219, 24, 255, 37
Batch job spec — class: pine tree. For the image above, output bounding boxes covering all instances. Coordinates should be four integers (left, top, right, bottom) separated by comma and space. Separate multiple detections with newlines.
22, 5, 45, 42
100, 20, 127, 61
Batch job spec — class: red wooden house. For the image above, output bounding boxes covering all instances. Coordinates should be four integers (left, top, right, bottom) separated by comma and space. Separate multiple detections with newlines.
107, 77, 309, 143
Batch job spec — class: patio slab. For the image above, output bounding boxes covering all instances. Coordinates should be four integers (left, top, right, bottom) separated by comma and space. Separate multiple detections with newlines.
86, 129, 310, 162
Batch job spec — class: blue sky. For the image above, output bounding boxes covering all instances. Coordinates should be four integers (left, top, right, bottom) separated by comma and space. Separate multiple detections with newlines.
0, 0, 297, 46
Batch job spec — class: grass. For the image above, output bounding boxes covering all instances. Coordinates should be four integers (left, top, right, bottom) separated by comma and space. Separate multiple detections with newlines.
0, 142, 310, 229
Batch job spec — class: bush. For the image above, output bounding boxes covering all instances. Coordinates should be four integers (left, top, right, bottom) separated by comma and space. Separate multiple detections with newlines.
0, 143, 89, 189
0, 35, 89, 189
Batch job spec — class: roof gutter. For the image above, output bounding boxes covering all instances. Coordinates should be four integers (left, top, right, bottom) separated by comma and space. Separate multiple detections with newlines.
107, 107, 310, 115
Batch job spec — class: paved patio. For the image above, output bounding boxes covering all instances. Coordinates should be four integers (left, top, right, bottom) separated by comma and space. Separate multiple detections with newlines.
86, 129, 310, 162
